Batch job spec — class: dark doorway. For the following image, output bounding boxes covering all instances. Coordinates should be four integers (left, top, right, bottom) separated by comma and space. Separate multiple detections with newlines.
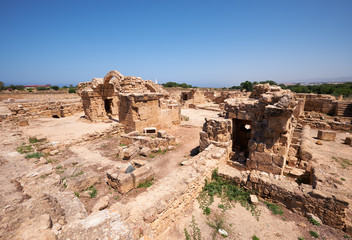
182, 92, 188, 101
104, 99, 112, 114
232, 119, 251, 156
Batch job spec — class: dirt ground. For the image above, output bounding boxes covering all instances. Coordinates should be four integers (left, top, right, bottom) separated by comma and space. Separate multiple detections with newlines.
0, 102, 351, 239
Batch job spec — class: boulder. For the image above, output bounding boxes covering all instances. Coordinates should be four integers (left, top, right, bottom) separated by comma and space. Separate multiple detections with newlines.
92, 196, 109, 212
345, 137, 352, 146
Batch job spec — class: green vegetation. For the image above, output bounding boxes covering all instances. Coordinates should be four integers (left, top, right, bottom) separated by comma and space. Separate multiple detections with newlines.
282, 82, 352, 97
119, 143, 126, 146
68, 88, 76, 93
309, 230, 319, 238
25, 152, 42, 159
184, 216, 202, 240
203, 206, 211, 215
51, 86, 59, 90
264, 201, 284, 215
114, 195, 119, 200
229, 80, 277, 91
206, 213, 230, 239
308, 217, 321, 226
252, 235, 260, 240
148, 154, 155, 158
197, 169, 260, 218
72, 171, 84, 177
74, 192, 80, 198
28, 137, 38, 143
162, 82, 195, 88
298, 237, 305, 240
341, 178, 346, 181
343, 235, 350, 239
332, 156, 352, 169
137, 178, 154, 188
229, 80, 352, 97
17, 144, 33, 154
86, 185, 97, 198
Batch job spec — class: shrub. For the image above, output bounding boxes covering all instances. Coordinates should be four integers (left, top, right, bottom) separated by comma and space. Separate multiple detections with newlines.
68, 88, 76, 93
252, 235, 260, 240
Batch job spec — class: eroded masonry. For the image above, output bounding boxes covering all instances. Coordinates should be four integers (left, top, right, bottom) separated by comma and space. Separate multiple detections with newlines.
1, 76, 352, 239
78, 70, 180, 132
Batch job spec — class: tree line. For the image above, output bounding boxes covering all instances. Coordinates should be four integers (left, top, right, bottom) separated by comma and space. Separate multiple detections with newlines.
229, 80, 352, 97
162, 82, 195, 88
0, 81, 77, 93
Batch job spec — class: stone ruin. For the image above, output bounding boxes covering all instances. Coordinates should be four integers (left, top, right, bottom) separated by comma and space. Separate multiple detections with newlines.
201, 84, 298, 175
78, 70, 181, 132
199, 83, 352, 233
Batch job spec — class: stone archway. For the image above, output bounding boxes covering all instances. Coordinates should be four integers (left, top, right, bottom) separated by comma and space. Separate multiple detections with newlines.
101, 70, 124, 118
102, 70, 124, 96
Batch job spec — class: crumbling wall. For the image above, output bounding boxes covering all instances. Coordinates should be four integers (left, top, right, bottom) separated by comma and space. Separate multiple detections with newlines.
298, 93, 338, 115
1, 99, 82, 123
223, 84, 298, 174
79, 70, 181, 131
218, 165, 351, 233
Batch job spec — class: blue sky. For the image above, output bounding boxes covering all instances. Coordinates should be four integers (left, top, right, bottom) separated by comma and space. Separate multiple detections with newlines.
0, 0, 351, 87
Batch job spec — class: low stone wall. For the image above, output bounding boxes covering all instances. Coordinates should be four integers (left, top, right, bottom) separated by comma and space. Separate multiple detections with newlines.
218, 164, 351, 233
299, 93, 338, 115
150, 144, 229, 238
0, 99, 82, 122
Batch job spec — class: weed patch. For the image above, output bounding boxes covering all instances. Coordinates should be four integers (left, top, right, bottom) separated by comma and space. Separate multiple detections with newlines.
28, 137, 38, 143
86, 185, 97, 198
309, 230, 319, 238
74, 192, 80, 198
206, 213, 230, 239
197, 169, 260, 218
25, 152, 42, 159
137, 178, 154, 188
264, 201, 284, 215
72, 171, 84, 177
308, 217, 321, 226
252, 235, 260, 240
17, 144, 33, 154
332, 156, 352, 169
184, 216, 202, 240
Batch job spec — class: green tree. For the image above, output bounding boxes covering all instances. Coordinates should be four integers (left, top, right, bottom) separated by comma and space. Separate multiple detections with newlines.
51, 86, 59, 90
0, 81, 4, 91
240, 81, 254, 91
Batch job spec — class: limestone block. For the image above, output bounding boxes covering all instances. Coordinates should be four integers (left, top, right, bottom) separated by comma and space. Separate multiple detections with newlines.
123, 145, 140, 160
116, 173, 134, 194
140, 147, 151, 157
132, 166, 155, 188
317, 130, 336, 141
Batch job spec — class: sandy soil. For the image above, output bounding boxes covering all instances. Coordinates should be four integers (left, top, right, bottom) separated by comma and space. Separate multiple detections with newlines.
181, 108, 221, 127
0, 104, 350, 239
22, 112, 114, 143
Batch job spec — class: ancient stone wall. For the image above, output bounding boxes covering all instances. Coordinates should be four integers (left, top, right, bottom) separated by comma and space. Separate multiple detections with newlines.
223, 84, 298, 174
218, 165, 351, 233
79, 70, 181, 131
297, 93, 338, 115
0, 99, 82, 123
